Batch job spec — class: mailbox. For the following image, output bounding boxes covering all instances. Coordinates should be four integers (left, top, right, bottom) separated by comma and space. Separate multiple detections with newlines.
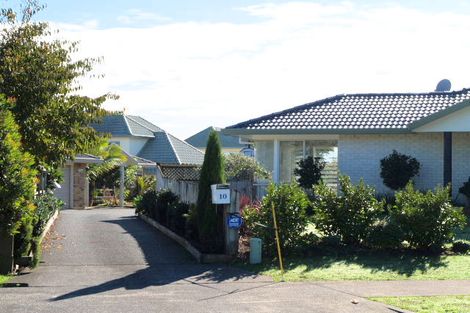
211, 184, 231, 204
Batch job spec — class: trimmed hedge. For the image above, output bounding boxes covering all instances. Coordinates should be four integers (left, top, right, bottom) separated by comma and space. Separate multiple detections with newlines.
135, 189, 191, 237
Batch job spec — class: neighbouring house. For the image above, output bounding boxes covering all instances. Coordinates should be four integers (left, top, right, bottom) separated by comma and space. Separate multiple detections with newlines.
92, 114, 204, 193
53, 154, 103, 209
92, 114, 204, 167
186, 126, 254, 156
224, 86, 470, 202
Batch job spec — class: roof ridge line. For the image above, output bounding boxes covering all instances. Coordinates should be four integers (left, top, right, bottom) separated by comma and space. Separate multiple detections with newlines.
168, 132, 204, 152
342, 87, 470, 97
122, 115, 135, 136
164, 131, 182, 164
126, 115, 163, 133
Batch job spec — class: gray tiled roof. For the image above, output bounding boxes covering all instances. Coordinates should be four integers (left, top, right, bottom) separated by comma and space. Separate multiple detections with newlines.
127, 115, 164, 133
125, 117, 154, 137
167, 133, 205, 165
91, 114, 154, 137
138, 132, 204, 165
186, 126, 244, 149
92, 114, 204, 166
138, 132, 179, 164
91, 115, 132, 136
226, 88, 470, 133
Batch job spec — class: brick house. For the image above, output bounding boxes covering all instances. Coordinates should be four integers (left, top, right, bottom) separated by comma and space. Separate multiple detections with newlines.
224, 87, 470, 202
53, 154, 102, 209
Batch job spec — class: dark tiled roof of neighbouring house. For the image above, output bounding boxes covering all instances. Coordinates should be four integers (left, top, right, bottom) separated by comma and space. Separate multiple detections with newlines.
226, 88, 470, 133
91, 114, 154, 137
127, 115, 164, 133
138, 132, 204, 166
185, 126, 244, 149
159, 165, 201, 181
91, 115, 132, 136
167, 133, 205, 165
92, 114, 204, 166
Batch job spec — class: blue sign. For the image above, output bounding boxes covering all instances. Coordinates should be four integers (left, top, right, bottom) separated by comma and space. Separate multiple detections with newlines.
227, 214, 243, 229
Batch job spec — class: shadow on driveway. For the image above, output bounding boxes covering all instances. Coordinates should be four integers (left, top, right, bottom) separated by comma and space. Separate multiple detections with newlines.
51, 215, 260, 301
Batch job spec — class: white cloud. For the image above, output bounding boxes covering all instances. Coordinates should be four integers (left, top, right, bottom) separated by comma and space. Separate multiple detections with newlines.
116, 9, 171, 25
52, 2, 470, 139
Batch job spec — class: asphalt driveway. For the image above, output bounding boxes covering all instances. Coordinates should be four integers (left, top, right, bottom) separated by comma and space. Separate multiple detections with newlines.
0, 208, 408, 313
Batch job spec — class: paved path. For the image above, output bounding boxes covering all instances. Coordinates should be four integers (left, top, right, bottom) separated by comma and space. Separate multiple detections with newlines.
0, 208, 436, 313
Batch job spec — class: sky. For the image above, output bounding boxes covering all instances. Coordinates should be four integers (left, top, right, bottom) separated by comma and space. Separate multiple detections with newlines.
8, 0, 470, 139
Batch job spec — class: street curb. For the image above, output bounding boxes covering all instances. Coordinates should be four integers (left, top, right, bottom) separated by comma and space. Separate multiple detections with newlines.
39, 209, 59, 244
139, 214, 233, 263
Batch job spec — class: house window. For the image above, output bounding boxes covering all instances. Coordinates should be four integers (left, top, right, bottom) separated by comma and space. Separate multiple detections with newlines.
280, 141, 304, 182
254, 141, 274, 174
305, 140, 338, 187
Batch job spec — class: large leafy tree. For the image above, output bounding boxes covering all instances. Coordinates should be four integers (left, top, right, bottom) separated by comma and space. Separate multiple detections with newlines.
196, 130, 225, 252
0, 1, 113, 170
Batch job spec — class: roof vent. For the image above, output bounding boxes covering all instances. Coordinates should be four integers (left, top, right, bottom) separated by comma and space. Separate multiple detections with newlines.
435, 79, 451, 92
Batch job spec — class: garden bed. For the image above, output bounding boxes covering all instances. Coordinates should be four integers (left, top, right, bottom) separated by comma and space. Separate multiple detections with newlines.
139, 214, 233, 263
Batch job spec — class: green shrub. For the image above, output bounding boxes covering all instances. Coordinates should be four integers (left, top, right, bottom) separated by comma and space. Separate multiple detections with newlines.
13, 194, 63, 267
196, 130, 225, 252
13, 214, 34, 260
365, 217, 403, 249
126, 174, 156, 202
32, 193, 63, 237
380, 150, 420, 190
134, 189, 158, 217
294, 156, 325, 189
392, 183, 466, 251
0, 103, 37, 237
242, 183, 311, 256
168, 202, 190, 235
313, 176, 385, 246
458, 177, 470, 200
224, 153, 270, 182
156, 190, 179, 224
451, 240, 470, 254
184, 204, 199, 241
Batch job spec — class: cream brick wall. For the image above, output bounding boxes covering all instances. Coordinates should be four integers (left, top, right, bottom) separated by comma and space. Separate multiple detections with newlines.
338, 133, 444, 195
452, 133, 470, 202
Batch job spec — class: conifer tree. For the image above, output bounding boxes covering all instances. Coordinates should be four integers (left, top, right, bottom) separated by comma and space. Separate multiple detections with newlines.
196, 130, 225, 252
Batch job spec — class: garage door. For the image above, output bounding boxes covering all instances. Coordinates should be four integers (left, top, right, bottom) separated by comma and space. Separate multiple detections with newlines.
54, 166, 71, 209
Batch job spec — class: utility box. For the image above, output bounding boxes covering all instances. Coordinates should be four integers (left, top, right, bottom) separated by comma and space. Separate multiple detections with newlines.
249, 237, 262, 264
211, 184, 230, 204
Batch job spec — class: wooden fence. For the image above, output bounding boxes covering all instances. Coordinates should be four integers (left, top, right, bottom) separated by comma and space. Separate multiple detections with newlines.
158, 178, 269, 207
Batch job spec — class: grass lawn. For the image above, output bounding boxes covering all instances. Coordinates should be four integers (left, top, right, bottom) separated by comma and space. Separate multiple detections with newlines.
370, 295, 470, 313
0, 275, 11, 284
240, 252, 470, 281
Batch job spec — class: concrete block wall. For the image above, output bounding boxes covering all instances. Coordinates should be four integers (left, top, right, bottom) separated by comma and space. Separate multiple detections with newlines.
338, 133, 444, 195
